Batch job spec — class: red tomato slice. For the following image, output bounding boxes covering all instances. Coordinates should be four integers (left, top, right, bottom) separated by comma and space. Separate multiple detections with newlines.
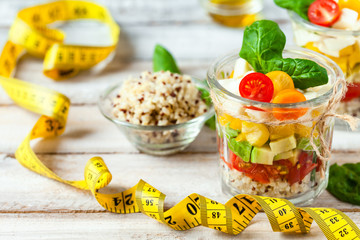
239, 72, 274, 102
287, 151, 318, 185
229, 151, 270, 184
343, 83, 360, 102
245, 165, 270, 184
244, 106, 266, 112
308, 0, 340, 27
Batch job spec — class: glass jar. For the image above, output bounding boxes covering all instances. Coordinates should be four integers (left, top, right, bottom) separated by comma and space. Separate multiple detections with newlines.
289, 11, 360, 123
200, 0, 263, 27
207, 48, 343, 206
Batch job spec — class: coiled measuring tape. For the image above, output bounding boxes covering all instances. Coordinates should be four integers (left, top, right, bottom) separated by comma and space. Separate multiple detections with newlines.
0, 1, 359, 238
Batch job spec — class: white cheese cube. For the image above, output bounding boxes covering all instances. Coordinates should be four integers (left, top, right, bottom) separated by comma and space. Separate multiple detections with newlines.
233, 58, 250, 79
317, 37, 356, 57
332, 8, 358, 30
294, 28, 321, 46
218, 78, 241, 95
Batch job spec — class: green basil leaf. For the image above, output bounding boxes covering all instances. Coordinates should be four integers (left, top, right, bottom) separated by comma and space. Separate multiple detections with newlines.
228, 139, 253, 162
225, 123, 240, 139
205, 115, 216, 130
153, 44, 181, 74
198, 87, 212, 106
327, 163, 360, 205
266, 58, 328, 89
197, 80, 216, 130
274, 0, 315, 20
240, 20, 285, 73
240, 20, 328, 89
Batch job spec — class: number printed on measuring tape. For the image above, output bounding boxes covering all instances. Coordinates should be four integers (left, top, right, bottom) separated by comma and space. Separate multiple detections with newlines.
1, 0, 360, 238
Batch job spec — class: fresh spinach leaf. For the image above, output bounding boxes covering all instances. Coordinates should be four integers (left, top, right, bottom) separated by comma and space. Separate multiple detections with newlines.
228, 139, 253, 162
327, 163, 360, 205
240, 20, 328, 89
239, 20, 285, 73
266, 58, 328, 89
153, 44, 181, 74
274, 0, 315, 20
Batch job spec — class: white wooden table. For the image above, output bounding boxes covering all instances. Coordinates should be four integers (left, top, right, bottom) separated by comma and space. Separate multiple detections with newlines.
0, 0, 359, 239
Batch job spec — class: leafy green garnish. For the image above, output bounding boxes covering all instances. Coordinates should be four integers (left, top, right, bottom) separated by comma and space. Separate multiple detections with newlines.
205, 115, 216, 130
239, 20, 328, 89
297, 137, 320, 151
198, 84, 216, 130
225, 123, 240, 139
224, 124, 252, 162
228, 138, 253, 162
239, 20, 286, 72
274, 0, 315, 20
327, 163, 360, 205
152, 44, 215, 130
198, 87, 212, 106
153, 44, 181, 74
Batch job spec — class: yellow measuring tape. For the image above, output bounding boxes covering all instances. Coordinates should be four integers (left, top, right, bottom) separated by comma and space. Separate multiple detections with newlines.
1, 1, 359, 238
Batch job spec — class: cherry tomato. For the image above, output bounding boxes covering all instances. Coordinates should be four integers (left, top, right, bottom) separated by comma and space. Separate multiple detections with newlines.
343, 83, 360, 102
266, 71, 295, 96
287, 151, 317, 185
308, 0, 341, 27
239, 72, 274, 102
272, 89, 307, 120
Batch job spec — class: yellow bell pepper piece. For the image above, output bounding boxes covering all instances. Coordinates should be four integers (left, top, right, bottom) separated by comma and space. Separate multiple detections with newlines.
218, 113, 234, 126
229, 118, 242, 131
242, 121, 269, 147
269, 124, 295, 141
235, 133, 246, 142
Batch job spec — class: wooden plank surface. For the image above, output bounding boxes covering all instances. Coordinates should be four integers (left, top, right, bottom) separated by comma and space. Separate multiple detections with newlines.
0, 0, 360, 239
1, 152, 360, 212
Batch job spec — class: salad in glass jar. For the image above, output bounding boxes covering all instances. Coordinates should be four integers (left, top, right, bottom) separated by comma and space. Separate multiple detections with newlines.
275, 0, 360, 120
208, 20, 344, 205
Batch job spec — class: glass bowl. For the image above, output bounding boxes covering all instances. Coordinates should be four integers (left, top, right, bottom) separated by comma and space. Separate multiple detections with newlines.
207, 47, 344, 206
288, 10, 360, 129
98, 77, 215, 155
200, 0, 263, 27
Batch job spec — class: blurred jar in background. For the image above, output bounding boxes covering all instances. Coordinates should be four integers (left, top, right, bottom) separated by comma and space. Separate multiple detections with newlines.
200, 0, 263, 27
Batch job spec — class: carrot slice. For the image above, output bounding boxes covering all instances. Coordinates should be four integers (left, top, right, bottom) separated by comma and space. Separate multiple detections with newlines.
272, 89, 307, 120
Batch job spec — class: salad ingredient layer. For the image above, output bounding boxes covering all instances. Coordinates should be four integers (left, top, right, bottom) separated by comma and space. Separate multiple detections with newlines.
112, 71, 208, 126
221, 161, 313, 198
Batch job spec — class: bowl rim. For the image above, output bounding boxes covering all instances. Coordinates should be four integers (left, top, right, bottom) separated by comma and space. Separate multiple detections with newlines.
207, 47, 344, 109
288, 10, 360, 36
98, 75, 215, 131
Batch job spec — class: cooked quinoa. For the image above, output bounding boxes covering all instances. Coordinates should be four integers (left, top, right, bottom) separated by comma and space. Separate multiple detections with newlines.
220, 162, 313, 198
112, 71, 208, 126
